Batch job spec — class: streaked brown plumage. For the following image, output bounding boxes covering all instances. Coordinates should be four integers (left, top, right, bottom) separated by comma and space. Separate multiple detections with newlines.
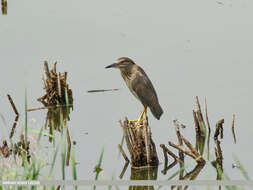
105, 57, 163, 121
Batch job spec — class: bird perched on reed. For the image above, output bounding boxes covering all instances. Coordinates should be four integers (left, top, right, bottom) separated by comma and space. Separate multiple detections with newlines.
105, 57, 163, 125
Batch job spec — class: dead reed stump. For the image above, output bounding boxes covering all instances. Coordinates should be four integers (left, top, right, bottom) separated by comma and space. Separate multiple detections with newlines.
37, 61, 73, 107
119, 117, 159, 168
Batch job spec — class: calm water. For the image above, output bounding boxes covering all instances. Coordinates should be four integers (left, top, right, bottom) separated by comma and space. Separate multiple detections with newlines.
1, 0, 253, 189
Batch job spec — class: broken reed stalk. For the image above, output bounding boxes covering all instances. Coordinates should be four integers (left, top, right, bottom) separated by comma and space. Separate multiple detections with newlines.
160, 144, 183, 164
118, 144, 130, 179
119, 162, 129, 179
119, 117, 159, 168
9, 116, 19, 139
173, 120, 185, 178
204, 97, 211, 135
160, 144, 168, 170
214, 119, 224, 140
232, 114, 236, 144
7, 94, 20, 139
168, 140, 204, 164
192, 96, 207, 156
144, 120, 151, 165
160, 144, 183, 175
212, 139, 223, 181
118, 144, 129, 163
204, 97, 211, 160
7, 94, 19, 116
27, 104, 73, 112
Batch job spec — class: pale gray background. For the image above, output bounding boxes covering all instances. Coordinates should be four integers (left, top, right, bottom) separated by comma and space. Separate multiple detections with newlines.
0, 0, 252, 187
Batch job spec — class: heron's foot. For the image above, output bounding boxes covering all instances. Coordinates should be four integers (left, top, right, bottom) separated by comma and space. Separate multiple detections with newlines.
128, 120, 138, 125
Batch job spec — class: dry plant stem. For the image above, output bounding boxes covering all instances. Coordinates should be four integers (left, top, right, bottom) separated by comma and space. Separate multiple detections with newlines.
168, 141, 204, 164
53, 61, 57, 73
87, 89, 119, 93
118, 144, 129, 163
57, 73, 62, 99
160, 144, 168, 169
9, 116, 19, 139
214, 119, 224, 140
182, 136, 199, 158
64, 72, 67, 81
204, 97, 211, 135
160, 144, 182, 164
181, 136, 205, 163
56, 185, 60, 190
27, 104, 74, 112
173, 120, 184, 160
173, 120, 185, 177
64, 120, 71, 166
160, 143, 183, 176
7, 94, 20, 139
195, 96, 204, 122
119, 162, 129, 179
7, 94, 19, 115
192, 110, 200, 148
215, 140, 223, 170
204, 97, 211, 160
119, 120, 134, 158
232, 114, 236, 144
44, 61, 51, 81
144, 120, 151, 165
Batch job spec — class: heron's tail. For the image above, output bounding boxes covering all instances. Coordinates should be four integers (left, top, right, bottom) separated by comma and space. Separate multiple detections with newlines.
150, 102, 163, 120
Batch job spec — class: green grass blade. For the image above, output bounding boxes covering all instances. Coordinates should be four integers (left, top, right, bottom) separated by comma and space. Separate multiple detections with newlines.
93, 146, 105, 190
95, 146, 104, 180
37, 125, 44, 144
71, 146, 77, 190
64, 88, 70, 113
49, 144, 60, 176
25, 89, 28, 149
61, 142, 66, 180
29, 128, 55, 138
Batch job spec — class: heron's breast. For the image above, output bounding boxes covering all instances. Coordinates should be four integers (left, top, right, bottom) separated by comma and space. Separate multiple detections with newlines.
123, 75, 141, 102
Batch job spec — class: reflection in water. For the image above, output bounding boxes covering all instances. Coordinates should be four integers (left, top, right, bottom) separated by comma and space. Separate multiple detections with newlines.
45, 107, 70, 141
1, 0, 7, 15
130, 167, 158, 190
174, 163, 205, 190
45, 107, 72, 166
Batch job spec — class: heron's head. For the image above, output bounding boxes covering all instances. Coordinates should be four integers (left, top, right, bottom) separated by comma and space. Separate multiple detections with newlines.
105, 57, 135, 69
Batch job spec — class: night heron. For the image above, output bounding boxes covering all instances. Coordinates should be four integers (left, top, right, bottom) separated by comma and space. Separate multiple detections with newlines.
105, 57, 163, 125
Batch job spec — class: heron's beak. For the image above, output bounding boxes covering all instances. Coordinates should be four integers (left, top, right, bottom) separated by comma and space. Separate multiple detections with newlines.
105, 63, 118, 69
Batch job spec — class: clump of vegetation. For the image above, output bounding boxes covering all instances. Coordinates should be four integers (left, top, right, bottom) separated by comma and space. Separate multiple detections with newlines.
37, 61, 73, 108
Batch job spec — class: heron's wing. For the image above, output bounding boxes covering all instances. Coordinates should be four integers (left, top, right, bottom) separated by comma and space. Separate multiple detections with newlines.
131, 68, 159, 107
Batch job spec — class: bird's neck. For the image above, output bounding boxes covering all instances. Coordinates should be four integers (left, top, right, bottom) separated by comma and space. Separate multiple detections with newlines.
120, 67, 133, 80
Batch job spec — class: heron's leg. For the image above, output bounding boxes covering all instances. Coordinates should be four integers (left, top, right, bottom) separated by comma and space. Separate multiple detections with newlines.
137, 106, 147, 124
